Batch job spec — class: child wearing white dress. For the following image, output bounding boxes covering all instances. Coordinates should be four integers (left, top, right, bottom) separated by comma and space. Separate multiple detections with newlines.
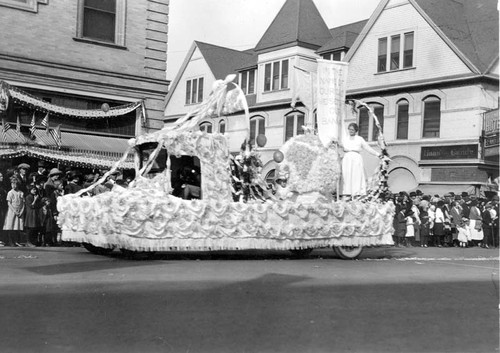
3, 179, 25, 246
405, 210, 415, 247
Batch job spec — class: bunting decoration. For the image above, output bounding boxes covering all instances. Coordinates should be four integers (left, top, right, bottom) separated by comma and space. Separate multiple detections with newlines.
1, 119, 11, 142
49, 124, 62, 149
41, 112, 49, 134
30, 112, 36, 138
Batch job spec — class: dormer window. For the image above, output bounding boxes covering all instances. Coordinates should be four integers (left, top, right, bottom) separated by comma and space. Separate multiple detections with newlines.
240, 69, 256, 95
264, 59, 289, 92
185, 77, 204, 105
322, 52, 342, 61
377, 31, 414, 73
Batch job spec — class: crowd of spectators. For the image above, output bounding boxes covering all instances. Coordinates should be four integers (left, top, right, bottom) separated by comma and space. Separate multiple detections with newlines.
392, 190, 499, 249
0, 160, 129, 247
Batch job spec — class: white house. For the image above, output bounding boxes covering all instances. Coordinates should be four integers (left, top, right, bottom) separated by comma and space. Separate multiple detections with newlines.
164, 0, 498, 195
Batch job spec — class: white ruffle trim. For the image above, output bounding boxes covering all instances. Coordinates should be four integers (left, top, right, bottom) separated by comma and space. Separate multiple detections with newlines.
58, 188, 395, 251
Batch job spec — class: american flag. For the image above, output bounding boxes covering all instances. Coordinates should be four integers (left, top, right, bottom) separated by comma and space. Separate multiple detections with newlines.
41, 112, 49, 134
15, 114, 22, 139
30, 112, 36, 138
1, 119, 11, 142
49, 124, 62, 148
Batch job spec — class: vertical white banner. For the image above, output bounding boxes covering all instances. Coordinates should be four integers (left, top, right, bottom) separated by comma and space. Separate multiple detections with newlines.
316, 59, 349, 147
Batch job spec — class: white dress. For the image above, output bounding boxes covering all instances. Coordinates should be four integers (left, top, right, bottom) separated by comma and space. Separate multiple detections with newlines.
341, 135, 379, 196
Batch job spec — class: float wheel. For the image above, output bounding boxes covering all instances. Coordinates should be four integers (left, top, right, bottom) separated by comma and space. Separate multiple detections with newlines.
82, 243, 115, 256
333, 246, 363, 260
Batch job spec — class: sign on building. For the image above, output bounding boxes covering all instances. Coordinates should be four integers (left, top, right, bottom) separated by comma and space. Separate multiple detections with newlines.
483, 109, 499, 159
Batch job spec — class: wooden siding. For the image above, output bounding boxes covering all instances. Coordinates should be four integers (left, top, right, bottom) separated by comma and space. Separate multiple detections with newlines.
347, 0, 472, 91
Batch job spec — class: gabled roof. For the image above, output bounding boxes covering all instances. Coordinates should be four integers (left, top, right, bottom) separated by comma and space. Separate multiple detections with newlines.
164, 41, 254, 109
413, 0, 498, 73
254, 0, 332, 53
345, 0, 499, 75
317, 19, 368, 54
195, 41, 255, 80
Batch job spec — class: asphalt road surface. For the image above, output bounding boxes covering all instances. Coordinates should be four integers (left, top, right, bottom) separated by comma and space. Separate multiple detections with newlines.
0, 246, 498, 353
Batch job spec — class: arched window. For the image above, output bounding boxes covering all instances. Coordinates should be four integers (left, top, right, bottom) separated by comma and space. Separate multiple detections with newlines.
265, 169, 276, 188
285, 111, 305, 141
250, 116, 265, 145
219, 120, 226, 134
422, 96, 441, 138
199, 122, 212, 133
396, 99, 409, 140
358, 103, 384, 141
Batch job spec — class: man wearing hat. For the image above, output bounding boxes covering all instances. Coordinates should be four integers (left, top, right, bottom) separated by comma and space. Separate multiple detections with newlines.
44, 168, 62, 197
29, 161, 47, 185
65, 171, 82, 195
17, 163, 30, 195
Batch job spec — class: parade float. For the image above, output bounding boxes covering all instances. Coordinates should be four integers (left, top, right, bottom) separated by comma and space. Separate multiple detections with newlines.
57, 63, 395, 260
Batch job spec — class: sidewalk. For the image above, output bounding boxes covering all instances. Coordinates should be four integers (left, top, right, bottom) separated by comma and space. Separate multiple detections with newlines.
361, 245, 499, 260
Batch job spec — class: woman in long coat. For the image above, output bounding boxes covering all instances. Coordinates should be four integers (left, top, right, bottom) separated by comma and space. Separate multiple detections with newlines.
468, 199, 484, 246
433, 200, 446, 247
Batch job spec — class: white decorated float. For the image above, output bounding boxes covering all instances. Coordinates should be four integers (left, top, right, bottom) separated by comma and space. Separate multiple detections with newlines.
57, 69, 395, 259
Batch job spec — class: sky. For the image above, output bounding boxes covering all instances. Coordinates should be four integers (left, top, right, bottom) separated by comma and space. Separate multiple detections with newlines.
166, 0, 380, 81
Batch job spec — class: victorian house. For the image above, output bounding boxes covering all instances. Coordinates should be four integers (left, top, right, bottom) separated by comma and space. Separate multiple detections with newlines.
0, 0, 169, 171
163, 0, 498, 195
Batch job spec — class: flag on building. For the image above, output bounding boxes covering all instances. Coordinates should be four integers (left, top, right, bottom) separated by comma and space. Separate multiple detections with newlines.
50, 124, 62, 148
291, 65, 317, 113
15, 114, 22, 139
1, 118, 11, 142
30, 112, 36, 138
41, 112, 49, 134
316, 59, 349, 147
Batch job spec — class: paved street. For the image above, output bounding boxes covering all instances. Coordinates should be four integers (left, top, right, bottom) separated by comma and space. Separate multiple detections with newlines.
0, 245, 498, 353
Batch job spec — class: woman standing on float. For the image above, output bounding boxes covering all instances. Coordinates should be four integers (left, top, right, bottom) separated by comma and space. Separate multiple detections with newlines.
341, 122, 381, 197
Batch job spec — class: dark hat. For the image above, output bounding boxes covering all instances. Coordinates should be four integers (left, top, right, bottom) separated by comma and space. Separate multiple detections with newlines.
49, 168, 62, 177
416, 189, 423, 196
461, 192, 469, 198
68, 171, 82, 180
454, 195, 462, 201
422, 195, 430, 201
470, 199, 478, 206
17, 163, 30, 170
409, 191, 417, 197
492, 195, 499, 201
437, 200, 445, 207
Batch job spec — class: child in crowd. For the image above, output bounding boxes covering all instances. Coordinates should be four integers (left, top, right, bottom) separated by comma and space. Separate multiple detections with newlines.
24, 184, 42, 247
457, 219, 471, 247
3, 178, 25, 246
41, 197, 58, 246
405, 209, 415, 247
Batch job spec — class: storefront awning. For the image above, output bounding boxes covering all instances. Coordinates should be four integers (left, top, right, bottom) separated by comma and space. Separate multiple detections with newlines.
0, 129, 134, 169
